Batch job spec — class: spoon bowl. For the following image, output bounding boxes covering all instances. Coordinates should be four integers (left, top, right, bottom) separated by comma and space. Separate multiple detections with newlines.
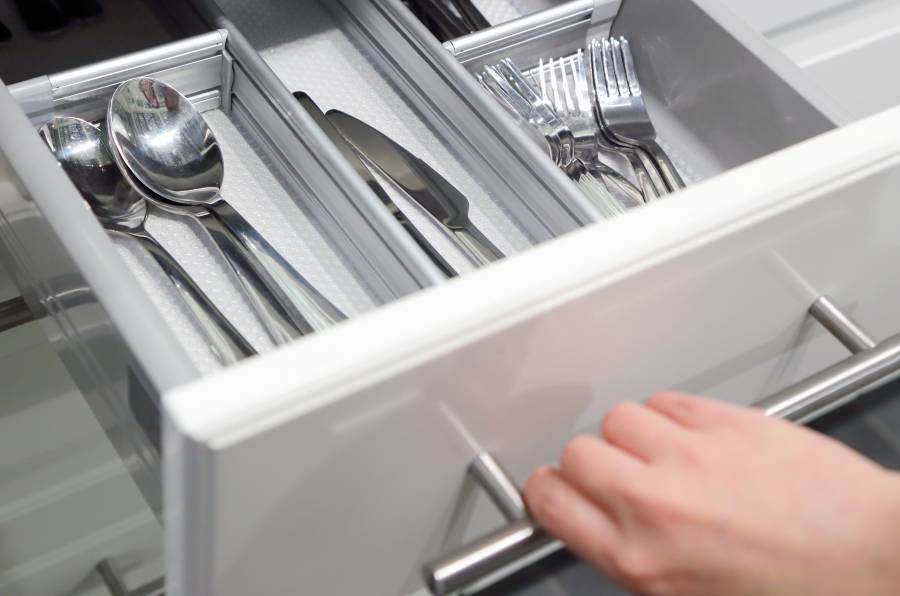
108, 77, 223, 206
39, 116, 148, 233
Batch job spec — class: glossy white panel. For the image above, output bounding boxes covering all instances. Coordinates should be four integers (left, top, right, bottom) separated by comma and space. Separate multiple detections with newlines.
165, 105, 900, 596
771, 0, 900, 120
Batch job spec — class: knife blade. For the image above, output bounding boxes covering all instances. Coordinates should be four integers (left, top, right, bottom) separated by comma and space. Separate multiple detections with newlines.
294, 92, 457, 278
325, 110, 504, 267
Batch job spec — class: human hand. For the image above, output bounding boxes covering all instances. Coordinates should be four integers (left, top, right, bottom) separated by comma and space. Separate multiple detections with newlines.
524, 392, 900, 596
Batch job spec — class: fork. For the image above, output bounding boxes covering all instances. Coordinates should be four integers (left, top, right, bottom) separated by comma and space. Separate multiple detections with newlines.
592, 36, 686, 192
535, 51, 648, 207
480, 60, 636, 217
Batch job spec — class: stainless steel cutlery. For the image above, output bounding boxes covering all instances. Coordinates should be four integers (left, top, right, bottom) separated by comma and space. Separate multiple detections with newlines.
479, 35, 688, 213
536, 51, 660, 203
327, 110, 505, 267
41, 76, 358, 363
107, 77, 346, 340
591, 37, 686, 193
39, 116, 256, 365
480, 58, 641, 218
295, 92, 458, 278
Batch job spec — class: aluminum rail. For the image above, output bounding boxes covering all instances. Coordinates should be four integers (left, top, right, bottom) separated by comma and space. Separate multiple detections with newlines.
424, 296, 894, 595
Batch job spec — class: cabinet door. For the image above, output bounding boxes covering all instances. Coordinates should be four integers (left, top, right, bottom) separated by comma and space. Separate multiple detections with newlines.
164, 104, 900, 596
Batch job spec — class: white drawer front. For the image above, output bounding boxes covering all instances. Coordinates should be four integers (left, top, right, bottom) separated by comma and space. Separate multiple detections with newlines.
165, 105, 900, 595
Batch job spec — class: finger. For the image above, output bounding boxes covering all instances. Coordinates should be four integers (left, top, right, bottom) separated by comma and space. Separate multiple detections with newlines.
524, 466, 621, 572
646, 391, 764, 431
601, 401, 688, 462
558, 434, 646, 513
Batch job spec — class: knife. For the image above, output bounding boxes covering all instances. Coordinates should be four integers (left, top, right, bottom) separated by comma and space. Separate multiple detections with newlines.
294, 92, 457, 279
326, 110, 505, 267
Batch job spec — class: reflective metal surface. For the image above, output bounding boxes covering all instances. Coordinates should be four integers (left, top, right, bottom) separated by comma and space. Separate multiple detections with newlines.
326, 110, 504, 267
480, 59, 640, 216
533, 52, 650, 205
40, 116, 255, 365
470, 452, 526, 521
108, 77, 347, 335
809, 295, 876, 354
294, 92, 457, 278
591, 36, 686, 193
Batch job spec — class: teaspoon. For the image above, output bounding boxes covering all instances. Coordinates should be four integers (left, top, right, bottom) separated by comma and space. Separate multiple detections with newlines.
107, 77, 347, 336
39, 116, 256, 365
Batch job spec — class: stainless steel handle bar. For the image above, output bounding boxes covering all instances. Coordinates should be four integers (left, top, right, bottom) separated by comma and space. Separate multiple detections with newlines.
425, 296, 896, 595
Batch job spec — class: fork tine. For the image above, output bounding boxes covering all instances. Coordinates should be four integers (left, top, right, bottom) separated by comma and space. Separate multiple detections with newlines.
610, 38, 629, 96
538, 58, 550, 104
601, 38, 618, 98
571, 49, 591, 114
589, 38, 607, 100
549, 58, 563, 114
557, 57, 575, 114
618, 37, 641, 96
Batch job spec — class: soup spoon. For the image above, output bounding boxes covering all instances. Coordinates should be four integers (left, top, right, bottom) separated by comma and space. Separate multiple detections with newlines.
107, 77, 347, 336
39, 116, 256, 365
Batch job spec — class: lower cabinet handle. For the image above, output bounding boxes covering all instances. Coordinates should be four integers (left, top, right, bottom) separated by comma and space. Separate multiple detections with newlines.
424, 296, 896, 595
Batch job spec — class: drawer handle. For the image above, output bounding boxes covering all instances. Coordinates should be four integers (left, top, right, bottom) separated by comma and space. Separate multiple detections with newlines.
424, 296, 896, 595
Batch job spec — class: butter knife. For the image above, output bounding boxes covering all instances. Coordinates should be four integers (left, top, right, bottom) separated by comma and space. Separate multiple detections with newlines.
326, 110, 505, 267
294, 92, 457, 278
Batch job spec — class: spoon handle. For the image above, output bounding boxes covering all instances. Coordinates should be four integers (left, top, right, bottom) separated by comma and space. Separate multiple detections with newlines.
127, 230, 257, 365
209, 201, 347, 335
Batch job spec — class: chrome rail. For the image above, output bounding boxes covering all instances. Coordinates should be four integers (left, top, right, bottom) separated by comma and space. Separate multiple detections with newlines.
424, 295, 896, 594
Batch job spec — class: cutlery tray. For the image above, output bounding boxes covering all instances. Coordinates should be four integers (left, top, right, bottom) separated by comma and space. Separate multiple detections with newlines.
198, 0, 602, 265
438, 0, 844, 189
10, 30, 442, 374
3, 27, 469, 509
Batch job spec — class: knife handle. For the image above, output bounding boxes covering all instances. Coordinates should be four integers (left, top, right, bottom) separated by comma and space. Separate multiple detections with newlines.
397, 215, 459, 278
454, 225, 504, 267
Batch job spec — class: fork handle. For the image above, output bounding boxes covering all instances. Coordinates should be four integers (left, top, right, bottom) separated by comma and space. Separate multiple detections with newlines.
623, 149, 662, 201
644, 139, 686, 191
589, 160, 645, 207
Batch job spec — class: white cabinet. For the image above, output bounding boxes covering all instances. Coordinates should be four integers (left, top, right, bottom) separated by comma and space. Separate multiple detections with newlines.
1, 0, 900, 594
720, 0, 900, 120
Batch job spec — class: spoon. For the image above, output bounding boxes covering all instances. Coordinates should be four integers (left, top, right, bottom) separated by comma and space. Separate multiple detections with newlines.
107, 77, 346, 336
39, 116, 256, 365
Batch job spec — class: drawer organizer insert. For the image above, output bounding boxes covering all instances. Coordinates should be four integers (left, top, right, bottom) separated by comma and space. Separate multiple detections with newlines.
441, 0, 843, 192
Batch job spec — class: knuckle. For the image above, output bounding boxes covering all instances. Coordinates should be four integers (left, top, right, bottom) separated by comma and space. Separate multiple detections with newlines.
602, 402, 636, 438
527, 482, 569, 530
612, 546, 664, 587
560, 435, 596, 474
647, 391, 683, 408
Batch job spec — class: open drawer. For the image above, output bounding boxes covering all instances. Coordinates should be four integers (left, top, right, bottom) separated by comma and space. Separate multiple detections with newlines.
1, 1, 900, 596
